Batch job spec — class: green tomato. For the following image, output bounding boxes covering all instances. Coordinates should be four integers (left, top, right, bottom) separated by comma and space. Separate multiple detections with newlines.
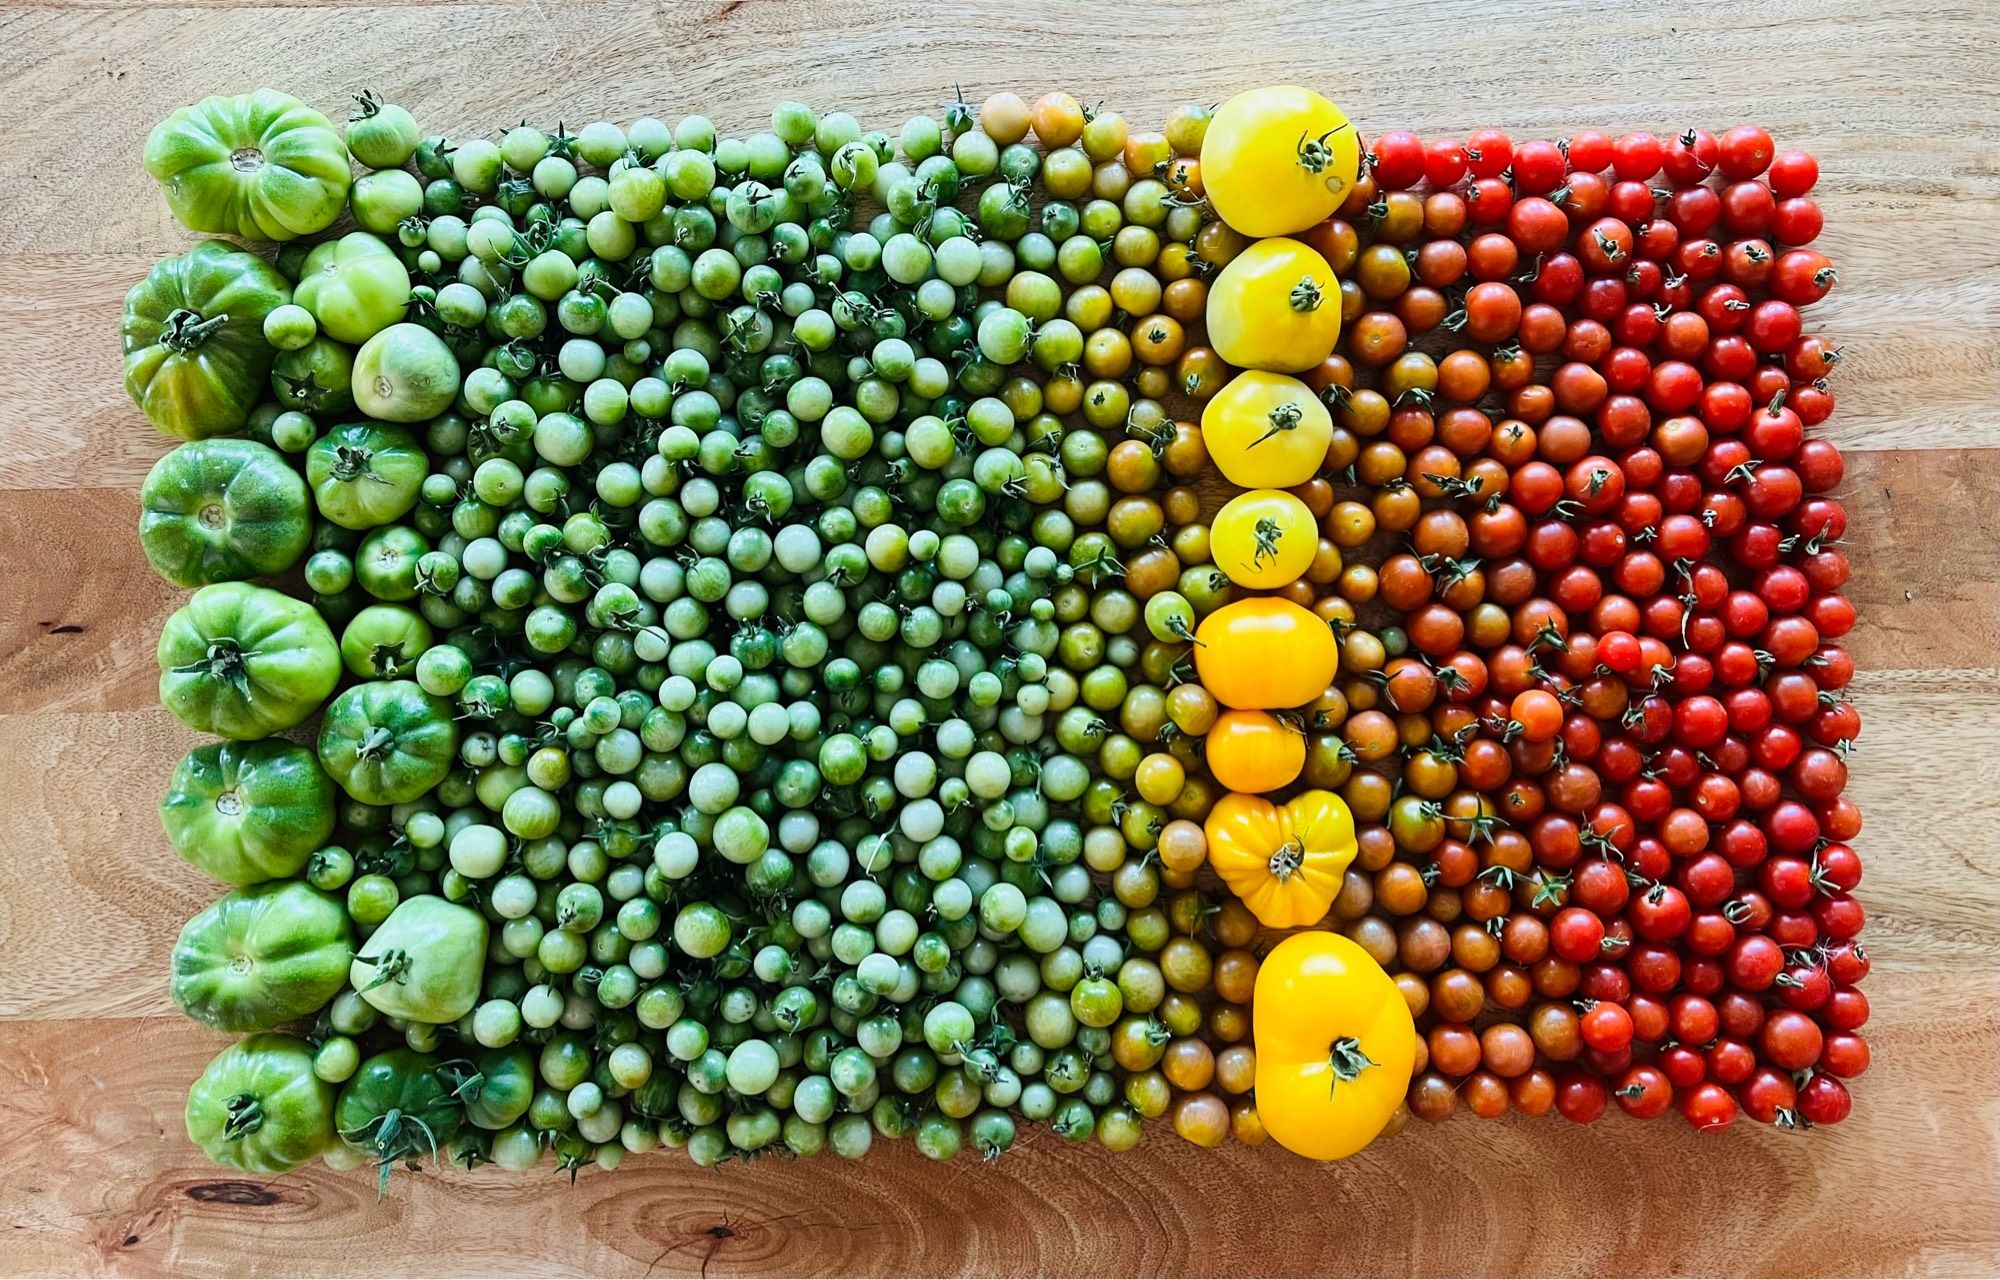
144, 89, 351, 241
123, 241, 291, 439
262, 303, 317, 351
307, 421, 428, 529
139, 439, 309, 587
157, 582, 339, 739
340, 604, 433, 680
270, 336, 357, 417
294, 232, 410, 344
448, 1046, 535, 1131
335, 1049, 463, 1184
317, 679, 458, 805
349, 895, 488, 1024
346, 94, 422, 170
185, 1033, 337, 1174
171, 881, 354, 1031
352, 323, 460, 422
160, 739, 336, 885
350, 168, 424, 236
353, 525, 429, 601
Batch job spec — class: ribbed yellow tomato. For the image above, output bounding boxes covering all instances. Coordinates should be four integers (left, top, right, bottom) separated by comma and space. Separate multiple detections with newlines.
1199, 370, 1331, 489
1203, 709, 1305, 792
1210, 488, 1316, 589
1206, 238, 1340, 373
1203, 789, 1356, 927
1254, 931, 1417, 1161
1193, 597, 1338, 709
1200, 86, 1360, 238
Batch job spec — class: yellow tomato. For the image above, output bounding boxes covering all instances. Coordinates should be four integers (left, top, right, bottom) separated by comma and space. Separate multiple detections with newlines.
1206, 238, 1341, 372
1199, 370, 1331, 489
1200, 86, 1361, 237
1203, 709, 1305, 792
1254, 931, 1417, 1161
1193, 596, 1338, 709
1203, 789, 1356, 927
1210, 488, 1316, 589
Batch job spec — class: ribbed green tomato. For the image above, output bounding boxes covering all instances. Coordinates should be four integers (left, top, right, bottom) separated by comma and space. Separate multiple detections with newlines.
171, 881, 354, 1031
349, 896, 488, 1023
144, 89, 351, 241
157, 583, 340, 739
160, 739, 336, 885
306, 421, 427, 529
185, 1033, 337, 1174
139, 439, 309, 587
123, 242, 292, 440
293, 232, 410, 344
317, 679, 458, 804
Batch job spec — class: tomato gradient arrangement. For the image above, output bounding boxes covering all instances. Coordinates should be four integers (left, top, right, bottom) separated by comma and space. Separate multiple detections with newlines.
127, 83, 1864, 1187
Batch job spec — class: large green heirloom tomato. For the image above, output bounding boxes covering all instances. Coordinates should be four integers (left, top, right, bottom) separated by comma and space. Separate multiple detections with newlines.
294, 232, 410, 344
306, 421, 427, 529
160, 739, 336, 884
158, 582, 340, 739
123, 241, 292, 440
350, 895, 487, 1024
337, 1050, 463, 1191
444, 1047, 534, 1131
171, 880, 354, 1031
318, 679, 458, 804
186, 1033, 337, 1174
139, 439, 310, 587
353, 323, 460, 422
144, 89, 351, 242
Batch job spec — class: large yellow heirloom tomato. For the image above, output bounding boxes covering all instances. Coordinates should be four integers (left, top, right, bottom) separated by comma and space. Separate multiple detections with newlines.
1211, 488, 1316, 589
1254, 931, 1417, 1161
1200, 86, 1360, 238
1206, 238, 1341, 372
1203, 789, 1356, 927
1203, 709, 1305, 793
1200, 370, 1332, 489
1193, 597, 1338, 709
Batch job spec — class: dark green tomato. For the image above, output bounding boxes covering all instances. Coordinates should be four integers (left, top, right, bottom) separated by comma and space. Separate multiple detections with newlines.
336, 1049, 463, 1188
270, 337, 357, 417
307, 421, 428, 530
317, 679, 458, 805
124, 240, 293, 439
140, 438, 310, 588
445, 1047, 534, 1131
171, 880, 353, 1031
186, 1033, 337, 1174
161, 738, 335, 885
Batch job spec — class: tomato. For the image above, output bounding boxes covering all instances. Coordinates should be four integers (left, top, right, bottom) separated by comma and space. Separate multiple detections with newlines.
446, 1047, 536, 1131
161, 739, 336, 885
139, 439, 310, 587
1205, 790, 1357, 927
307, 421, 429, 529
144, 89, 351, 241
336, 1049, 464, 1188
171, 881, 353, 1031
1210, 488, 1318, 588
352, 322, 461, 422
350, 895, 489, 1024
1203, 709, 1307, 792
1201, 86, 1359, 237
271, 335, 358, 417
345, 93, 422, 169
124, 242, 292, 440
340, 604, 435, 681
158, 582, 340, 739
1205, 237, 1341, 372
1254, 932, 1416, 1159
1200, 371, 1333, 488
294, 232, 411, 344
318, 679, 459, 805
1194, 596, 1340, 709
186, 1033, 338, 1174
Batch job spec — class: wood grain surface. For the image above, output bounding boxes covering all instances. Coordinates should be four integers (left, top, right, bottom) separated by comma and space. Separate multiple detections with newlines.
1, 1, 1997, 1275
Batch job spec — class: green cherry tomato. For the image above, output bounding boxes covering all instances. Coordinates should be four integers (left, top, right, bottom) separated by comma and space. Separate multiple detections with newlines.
160, 739, 336, 885
186, 1033, 338, 1174
346, 93, 421, 169
352, 323, 460, 422
306, 421, 428, 529
144, 89, 351, 241
294, 232, 410, 344
157, 582, 340, 739
171, 880, 354, 1031
317, 679, 459, 805
139, 438, 310, 587
349, 895, 488, 1023
123, 241, 292, 439
262, 303, 317, 351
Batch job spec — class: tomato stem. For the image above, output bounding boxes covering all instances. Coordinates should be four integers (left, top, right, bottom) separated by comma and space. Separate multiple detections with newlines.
160, 308, 229, 352
1327, 1036, 1376, 1094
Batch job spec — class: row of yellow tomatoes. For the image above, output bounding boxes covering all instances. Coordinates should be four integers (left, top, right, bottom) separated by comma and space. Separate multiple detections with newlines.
1184, 86, 1418, 1162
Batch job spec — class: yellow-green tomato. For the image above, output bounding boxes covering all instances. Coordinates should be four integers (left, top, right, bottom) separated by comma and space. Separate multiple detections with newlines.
1210, 488, 1318, 589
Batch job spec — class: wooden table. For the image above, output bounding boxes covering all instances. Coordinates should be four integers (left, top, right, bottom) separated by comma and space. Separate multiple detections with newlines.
2, 1, 1996, 1274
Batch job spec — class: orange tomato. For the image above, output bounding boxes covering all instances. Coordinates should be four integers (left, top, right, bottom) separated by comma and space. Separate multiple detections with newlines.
1193, 596, 1340, 709
1204, 709, 1306, 792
